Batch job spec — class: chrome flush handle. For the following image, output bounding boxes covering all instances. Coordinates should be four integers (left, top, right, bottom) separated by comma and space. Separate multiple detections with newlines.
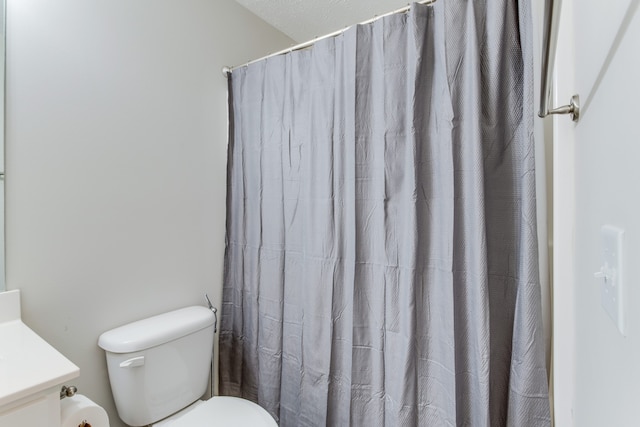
205, 294, 218, 333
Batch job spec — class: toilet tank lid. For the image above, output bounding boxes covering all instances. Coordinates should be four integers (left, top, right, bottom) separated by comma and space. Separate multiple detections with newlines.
98, 306, 215, 353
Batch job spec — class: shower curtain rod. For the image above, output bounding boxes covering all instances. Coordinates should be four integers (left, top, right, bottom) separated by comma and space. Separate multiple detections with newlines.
538, 0, 580, 121
223, 0, 436, 75
226, 0, 581, 123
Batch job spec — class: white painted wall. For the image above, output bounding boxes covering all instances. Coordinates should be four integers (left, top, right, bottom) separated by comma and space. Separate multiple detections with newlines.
4, 1, 292, 426
551, 1, 577, 420
554, 0, 640, 425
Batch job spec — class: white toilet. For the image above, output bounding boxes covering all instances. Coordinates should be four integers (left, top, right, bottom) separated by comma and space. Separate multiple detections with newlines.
98, 306, 277, 427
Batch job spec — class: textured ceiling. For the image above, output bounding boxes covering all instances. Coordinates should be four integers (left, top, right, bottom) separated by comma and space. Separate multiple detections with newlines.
232, 0, 413, 42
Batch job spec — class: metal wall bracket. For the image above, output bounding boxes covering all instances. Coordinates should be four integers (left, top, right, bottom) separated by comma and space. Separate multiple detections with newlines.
545, 94, 580, 122
60, 385, 77, 400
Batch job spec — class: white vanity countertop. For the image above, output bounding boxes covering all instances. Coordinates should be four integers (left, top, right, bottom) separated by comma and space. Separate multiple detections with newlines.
0, 290, 79, 408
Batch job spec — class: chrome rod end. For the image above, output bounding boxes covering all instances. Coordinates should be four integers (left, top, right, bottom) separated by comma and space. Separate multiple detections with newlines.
542, 94, 580, 122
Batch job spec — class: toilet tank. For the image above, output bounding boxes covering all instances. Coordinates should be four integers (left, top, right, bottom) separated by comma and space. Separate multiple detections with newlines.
98, 306, 215, 427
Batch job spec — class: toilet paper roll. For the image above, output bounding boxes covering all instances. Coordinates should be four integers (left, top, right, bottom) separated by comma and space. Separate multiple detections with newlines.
61, 394, 110, 427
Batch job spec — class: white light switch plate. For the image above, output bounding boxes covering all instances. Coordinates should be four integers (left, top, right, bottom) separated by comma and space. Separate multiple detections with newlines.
598, 225, 625, 335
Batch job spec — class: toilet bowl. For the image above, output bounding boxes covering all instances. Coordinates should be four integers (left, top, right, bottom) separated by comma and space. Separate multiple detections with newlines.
98, 306, 277, 427
154, 397, 276, 427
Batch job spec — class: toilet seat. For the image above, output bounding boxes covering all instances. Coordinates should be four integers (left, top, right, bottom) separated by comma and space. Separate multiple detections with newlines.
154, 396, 278, 427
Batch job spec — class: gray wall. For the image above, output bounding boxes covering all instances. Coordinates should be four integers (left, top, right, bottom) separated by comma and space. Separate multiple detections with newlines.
5, 1, 292, 426
572, 3, 640, 426
553, 1, 640, 425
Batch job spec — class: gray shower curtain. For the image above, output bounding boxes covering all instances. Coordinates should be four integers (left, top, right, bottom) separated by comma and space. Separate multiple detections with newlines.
220, 1, 550, 426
